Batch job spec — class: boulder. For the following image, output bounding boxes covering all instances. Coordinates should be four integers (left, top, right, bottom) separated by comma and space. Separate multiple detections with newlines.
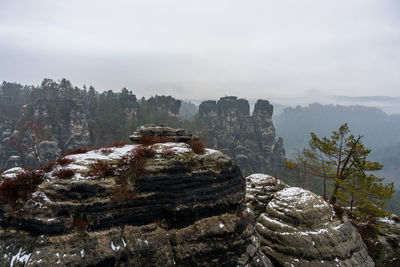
246, 173, 375, 267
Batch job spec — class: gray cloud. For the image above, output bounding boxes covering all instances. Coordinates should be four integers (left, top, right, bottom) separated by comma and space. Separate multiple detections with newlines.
0, 0, 399, 99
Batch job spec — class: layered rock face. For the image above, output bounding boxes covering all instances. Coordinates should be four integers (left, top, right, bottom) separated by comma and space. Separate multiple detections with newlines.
356, 215, 400, 266
198, 97, 285, 175
129, 125, 199, 143
246, 174, 375, 267
0, 129, 269, 266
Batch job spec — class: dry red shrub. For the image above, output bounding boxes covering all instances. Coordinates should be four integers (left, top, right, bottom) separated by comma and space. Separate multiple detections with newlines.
0, 169, 44, 206
41, 161, 56, 172
186, 139, 205, 154
111, 141, 128, 148
63, 148, 89, 156
137, 134, 173, 146
117, 154, 129, 168
110, 145, 158, 203
100, 148, 113, 155
127, 145, 156, 177
57, 157, 74, 166
53, 168, 75, 179
88, 160, 116, 177
160, 147, 175, 157
72, 216, 89, 235
134, 145, 156, 158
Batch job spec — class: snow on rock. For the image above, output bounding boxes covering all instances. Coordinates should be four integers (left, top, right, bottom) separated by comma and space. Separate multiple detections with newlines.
246, 173, 374, 267
245, 173, 288, 218
65, 145, 137, 165
111, 241, 120, 252
271, 187, 330, 211
378, 217, 396, 225
10, 248, 31, 267
1, 167, 25, 179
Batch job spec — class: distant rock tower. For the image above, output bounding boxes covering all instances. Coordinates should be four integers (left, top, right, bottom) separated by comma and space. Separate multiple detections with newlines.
198, 96, 285, 174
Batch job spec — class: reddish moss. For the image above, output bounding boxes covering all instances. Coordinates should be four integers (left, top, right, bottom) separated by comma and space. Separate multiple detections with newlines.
100, 148, 113, 155
186, 139, 206, 154
63, 148, 89, 156
57, 157, 74, 166
88, 160, 116, 177
0, 169, 43, 206
53, 168, 75, 179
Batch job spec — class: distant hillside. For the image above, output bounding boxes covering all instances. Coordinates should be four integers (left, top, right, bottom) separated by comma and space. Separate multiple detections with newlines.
274, 103, 400, 184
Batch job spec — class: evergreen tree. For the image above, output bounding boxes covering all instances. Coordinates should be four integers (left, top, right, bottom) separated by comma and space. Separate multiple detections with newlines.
307, 123, 394, 220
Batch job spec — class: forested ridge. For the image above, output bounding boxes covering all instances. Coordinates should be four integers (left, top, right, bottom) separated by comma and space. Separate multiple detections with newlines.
0, 78, 285, 177
0, 79, 182, 148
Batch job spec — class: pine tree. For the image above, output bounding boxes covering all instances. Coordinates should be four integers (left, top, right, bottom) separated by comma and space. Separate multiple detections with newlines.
307, 123, 394, 220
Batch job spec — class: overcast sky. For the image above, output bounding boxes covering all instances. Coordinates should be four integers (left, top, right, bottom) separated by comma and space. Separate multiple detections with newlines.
0, 0, 399, 99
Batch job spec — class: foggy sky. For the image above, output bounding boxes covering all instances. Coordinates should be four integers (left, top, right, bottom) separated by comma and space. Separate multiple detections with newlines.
1, 0, 399, 99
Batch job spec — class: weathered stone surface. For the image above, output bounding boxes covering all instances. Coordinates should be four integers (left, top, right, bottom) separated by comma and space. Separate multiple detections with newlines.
0, 136, 268, 266
246, 174, 375, 267
130, 125, 198, 143
246, 174, 288, 217
355, 215, 400, 266
198, 97, 285, 175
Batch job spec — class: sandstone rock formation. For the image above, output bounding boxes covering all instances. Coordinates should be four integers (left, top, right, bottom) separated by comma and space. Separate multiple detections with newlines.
246, 173, 375, 267
147, 95, 181, 117
198, 97, 285, 175
356, 215, 400, 266
129, 125, 199, 143
0, 129, 270, 266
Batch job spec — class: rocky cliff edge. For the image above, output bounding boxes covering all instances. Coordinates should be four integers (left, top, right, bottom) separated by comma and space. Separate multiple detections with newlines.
0, 127, 269, 266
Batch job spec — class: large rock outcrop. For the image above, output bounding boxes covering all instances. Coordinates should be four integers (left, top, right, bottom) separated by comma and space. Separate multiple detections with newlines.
198, 97, 285, 175
0, 128, 270, 266
246, 174, 375, 266
129, 125, 198, 143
